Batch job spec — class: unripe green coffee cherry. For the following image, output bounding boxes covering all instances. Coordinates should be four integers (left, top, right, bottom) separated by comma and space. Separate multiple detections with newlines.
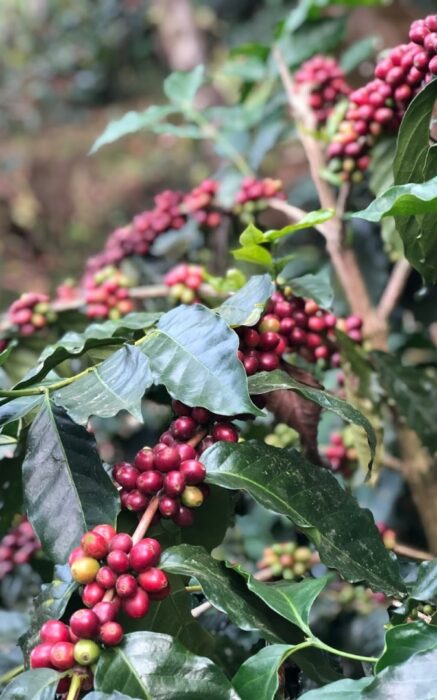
73, 639, 101, 666
293, 562, 308, 577
181, 486, 204, 508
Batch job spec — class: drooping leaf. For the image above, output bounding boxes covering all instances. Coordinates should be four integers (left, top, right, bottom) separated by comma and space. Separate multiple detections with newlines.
1, 669, 60, 699
279, 268, 333, 309
0, 396, 43, 428
248, 370, 376, 467
372, 352, 437, 454
203, 441, 405, 595
20, 565, 77, 660
90, 105, 179, 153
408, 558, 437, 604
233, 644, 304, 700
215, 274, 274, 327
299, 676, 373, 699
23, 401, 119, 563
264, 210, 334, 242
53, 345, 153, 425
163, 66, 205, 107
94, 631, 239, 700
139, 305, 261, 416
353, 177, 437, 222
376, 621, 437, 673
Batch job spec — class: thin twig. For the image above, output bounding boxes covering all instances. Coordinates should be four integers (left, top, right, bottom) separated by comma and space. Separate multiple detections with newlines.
132, 495, 161, 545
377, 259, 411, 321
393, 542, 434, 561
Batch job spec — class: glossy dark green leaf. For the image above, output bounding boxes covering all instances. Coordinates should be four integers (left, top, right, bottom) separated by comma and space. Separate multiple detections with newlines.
376, 621, 437, 673
181, 486, 234, 552
163, 66, 205, 106
139, 305, 261, 416
299, 676, 373, 699
203, 441, 405, 595
94, 631, 239, 700
408, 559, 437, 604
393, 80, 437, 283
20, 564, 77, 660
90, 105, 179, 153
23, 401, 119, 563
53, 346, 152, 424
246, 575, 330, 635
264, 210, 334, 242
353, 177, 437, 222
248, 370, 376, 467
281, 268, 333, 309
0, 396, 43, 428
373, 352, 437, 453
233, 644, 306, 700
1, 669, 60, 700
232, 244, 273, 268
215, 274, 274, 327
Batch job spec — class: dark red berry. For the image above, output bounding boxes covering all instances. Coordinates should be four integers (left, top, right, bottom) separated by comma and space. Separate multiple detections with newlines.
125, 490, 149, 512
258, 332, 280, 351
82, 582, 105, 607
173, 506, 195, 527
138, 568, 168, 592
50, 641, 75, 670
69, 609, 100, 639
171, 399, 192, 416
40, 620, 70, 644
81, 531, 108, 559
154, 446, 181, 473
100, 621, 124, 646
212, 422, 239, 443
137, 470, 163, 494
159, 496, 179, 518
109, 533, 133, 553
242, 328, 260, 348
163, 471, 186, 496
96, 565, 118, 589
176, 443, 197, 461
180, 460, 206, 484
258, 352, 280, 371
129, 538, 161, 572
114, 465, 139, 490
171, 416, 197, 440
191, 407, 214, 424
134, 448, 155, 472
92, 601, 118, 624
107, 550, 130, 574
121, 588, 149, 618
116, 573, 138, 599
30, 643, 54, 669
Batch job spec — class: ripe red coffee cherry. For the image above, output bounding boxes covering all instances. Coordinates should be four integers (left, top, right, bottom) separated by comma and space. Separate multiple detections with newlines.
180, 460, 206, 485
125, 490, 149, 512
160, 430, 177, 446
137, 471, 163, 494
129, 538, 161, 572
114, 465, 139, 490
138, 567, 168, 593
181, 486, 204, 508
116, 573, 138, 599
30, 642, 54, 668
171, 399, 192, 416
154, 446, 181, 473
100, 621, 124, 646
212, 422, 239, 443
243, 355, 259, 375
171, 416, 197, 440
40, 619, 70, 644
82, 582, 105, 607
258, 352, 280, 371
191, 407, 214, 424
121, 588, 150, 618
107, 550, 130, 574
92, 524, 117, 545
258, 332, 280, 351
81, 531, 108, 559
173, 505, 195, 527
93, 601, 118, 624
134, 448, 155, 472
71, 556, 100, 584
50, 641, 75, 670
159, 496, 179, 518
176, 443, 197, 461
73, 639, 100, 666
70, 609, 100, 639
68, 546, 85, 566
163, 471, 186, 496
96, 565, 118, 589
242, 328, 260, 348
109, 533, 133, 553
308, 316, 326, 332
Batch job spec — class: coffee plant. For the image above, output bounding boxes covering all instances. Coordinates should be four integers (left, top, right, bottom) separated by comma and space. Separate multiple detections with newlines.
1, 3, 437, 699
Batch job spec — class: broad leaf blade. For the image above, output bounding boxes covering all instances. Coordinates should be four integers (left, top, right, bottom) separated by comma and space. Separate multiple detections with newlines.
215, 274, 274, 327
232, 245, 273, 268
376, 621, 437, 673
233, 644, 300, 700
280, 268, 333, 309
408, 559, 437, 604
53, 345, 152, 425
264, 209, 334, 242
163, 66, 205, 106
140, 305, 261, 416
203, 441, 405, 595
353, 177, 437, 222
0, 396, 43, 428
90, 106, 179, 153
23, 401, 119, 563
1, 669, 60, 700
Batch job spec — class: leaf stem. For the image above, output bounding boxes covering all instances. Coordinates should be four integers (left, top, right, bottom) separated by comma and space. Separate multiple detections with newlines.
0, 664, 24, 686
132, 495, 161, 544
188, 108, 253, 177
185, 584, 203, 593
66, 672, 83, 700
314, 639, 378, 664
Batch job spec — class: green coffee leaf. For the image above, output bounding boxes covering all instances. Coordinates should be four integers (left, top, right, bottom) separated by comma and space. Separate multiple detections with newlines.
376, 621, 437, 673
353, 177, 437, 222
264, 209, 334, 242
163, 66, 205, 107
215, 274, 274, 326
1, 668, 60, 700
233, 644, 303, 700
90, 106, 179, 153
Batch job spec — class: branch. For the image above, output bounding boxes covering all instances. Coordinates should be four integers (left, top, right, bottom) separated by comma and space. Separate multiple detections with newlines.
377, 259, 411, 321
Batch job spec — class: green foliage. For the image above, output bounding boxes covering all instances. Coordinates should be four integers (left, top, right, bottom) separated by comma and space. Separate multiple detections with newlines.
1, 668, 60, 700
279, 268, 334, 309
353, 177, 437, 222
215, 275, 275, 327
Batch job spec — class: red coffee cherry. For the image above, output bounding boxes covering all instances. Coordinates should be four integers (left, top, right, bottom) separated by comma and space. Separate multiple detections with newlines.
176, 443, 197, 461
121, 588, 150, 618
100, 621, 124, 646
137, 471, 164, 494
159, 496, 179, 518
129, 538, 161, 572
107, 550, 130, 574
180, 460, 206, 485
69, 609, 101, 639
68, 546, 85, 566
154, 446, 181, 473
212, 422, 239, 443
50, 641, 75, 670
30, 643, 54, 669
93, 524, 117, 544
116, 573, 138, 599
82, 582, 105, 607
125, 490, 149, 512
113, 465, 139, 490
163, 471, 186, 496
92, 601, 119, 624
191, 407, 214, 424
134, 448, 155, 471
171, 416, 197, 440
96, 565, 118, 589
109, 533, 133, 553
173, 506, 195, 528
258, 352, 280, 372
40, 620, 70, 644
138, 568, 168, 593
81, 531, 108, 559
171, 399, 192, 416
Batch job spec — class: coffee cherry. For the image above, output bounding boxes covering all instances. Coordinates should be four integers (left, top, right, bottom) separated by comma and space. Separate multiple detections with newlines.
171, 416, 197, 440
138, 568, 168, 593
107, 550, 130, 574
258, 332, 280, 351
100, 621, 124, 646
71, 556, 100, 584
116, 573, 138, 598
212, 422, 239, 443
40, 620, 70, 644
30, 643, 54, 669
181, 486, 204, 508
172, 399, 192, 416
125, 490, 149, 512
149, 584, 172, 601
109, 533, 133, 554
82, 582, 105, 607
258, 352, 280, 372
50, 641, 75, 670
159, 496, 179, 518
93, 601, 119, 624
243, 355, 259, 375
96, 565, 118, 589
191, 407, 214, 424
113, 465, 139, 490
176, 443, 197, 461
93, 524, 117, 544
173, 506, 195, 527
129, 538, 161, 572
180, 460, 206, 484
137, 471, 163, 494
163, 471, 186, 496
154, 446, 181, 473
70, 609, 100, 639
73, 639, 101, 666
81, 531, 108, 559
68, 546, 85, 566
259, 315, 281, 333
121, 588, 150, 618
134, 448, 155, 472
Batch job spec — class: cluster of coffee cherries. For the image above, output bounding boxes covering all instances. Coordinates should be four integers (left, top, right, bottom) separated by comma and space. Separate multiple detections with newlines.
113, 403, 239, 527
30, 524, 169, 695
164, 263, 206, 304
0, 517, 41, 580
182, 179, 222, 229
233, 177, 285, 223
323, 432, 358, 479
264, 423, 299, 449
85, 266, 135, 320
328, 14, 437, 181
376, 522, 396, 550
294, 55, 351, 128
329, 581, 387, 613
7, 292, 56, 337
237, 290, 362, 372
257, 541, 313, 580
